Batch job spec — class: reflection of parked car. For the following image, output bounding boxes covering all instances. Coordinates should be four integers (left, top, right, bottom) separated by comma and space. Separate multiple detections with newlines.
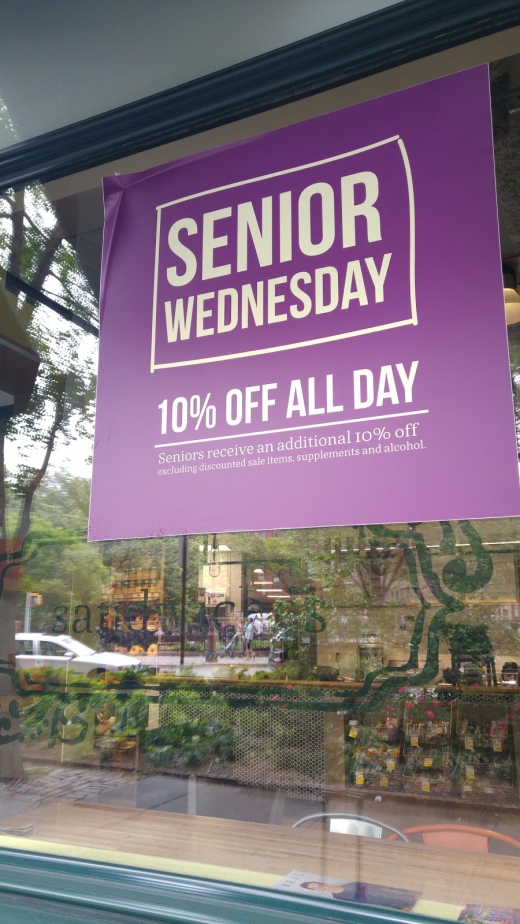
16, 634, 142, 677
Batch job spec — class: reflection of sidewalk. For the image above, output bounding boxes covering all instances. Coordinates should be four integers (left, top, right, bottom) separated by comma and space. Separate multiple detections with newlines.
140, 654, 270, 678
0, 765, 132, 822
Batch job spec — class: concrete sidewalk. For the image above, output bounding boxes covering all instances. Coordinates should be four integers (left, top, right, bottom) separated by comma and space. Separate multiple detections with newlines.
141, 653, 271, 678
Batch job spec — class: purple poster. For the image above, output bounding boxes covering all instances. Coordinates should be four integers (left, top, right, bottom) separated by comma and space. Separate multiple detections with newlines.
89, 65, 520, 540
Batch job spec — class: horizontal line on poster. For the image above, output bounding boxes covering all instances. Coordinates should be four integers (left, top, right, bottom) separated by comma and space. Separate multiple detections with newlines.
154, 408, 429, 448
156, 136, 401, 210
151, 318, 416, 369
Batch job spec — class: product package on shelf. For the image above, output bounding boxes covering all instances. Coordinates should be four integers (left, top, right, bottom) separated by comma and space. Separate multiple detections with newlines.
345, 701, 402, 793
455, 702, 515, 803
402, 699, 455, 797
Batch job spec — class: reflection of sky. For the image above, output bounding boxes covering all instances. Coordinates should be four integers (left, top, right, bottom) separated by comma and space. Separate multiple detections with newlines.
4, 422, 94, 481
3, 304, 97, 481
0, 97, 17, 149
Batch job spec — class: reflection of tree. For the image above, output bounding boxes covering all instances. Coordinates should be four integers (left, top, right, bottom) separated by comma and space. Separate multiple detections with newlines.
0, 157, 96, 777
103, 536, 201, 627
0, 527, 80, 772
155, 525, 512, 686
342, 521, 494, 709
508, 337, 520, 458
272, 593, 326, 678
350, 528, 408, 606
163, 537, 201, 626
23, 474, 108, 625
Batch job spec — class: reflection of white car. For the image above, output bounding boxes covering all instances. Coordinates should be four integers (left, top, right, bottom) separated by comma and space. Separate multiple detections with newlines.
16, 633, 141, 676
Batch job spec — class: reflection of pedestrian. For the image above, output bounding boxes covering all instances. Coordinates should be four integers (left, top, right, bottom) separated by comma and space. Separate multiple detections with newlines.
244, 616, 255, 659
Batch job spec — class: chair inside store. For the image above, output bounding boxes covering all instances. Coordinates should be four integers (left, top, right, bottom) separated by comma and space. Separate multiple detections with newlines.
293, 813, 408, 840
388, 825, 520, 853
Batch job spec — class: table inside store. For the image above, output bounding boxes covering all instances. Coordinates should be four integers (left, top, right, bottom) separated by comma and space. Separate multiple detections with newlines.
5, 801, 520, 913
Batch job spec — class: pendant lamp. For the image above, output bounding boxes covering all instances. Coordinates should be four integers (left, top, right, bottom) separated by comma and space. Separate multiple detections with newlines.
503, 265, 520, 325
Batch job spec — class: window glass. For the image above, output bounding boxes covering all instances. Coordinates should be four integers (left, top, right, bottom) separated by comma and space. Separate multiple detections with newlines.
38, 641, 67, 657
0, 40, 520, 924
60, 636, 96, 657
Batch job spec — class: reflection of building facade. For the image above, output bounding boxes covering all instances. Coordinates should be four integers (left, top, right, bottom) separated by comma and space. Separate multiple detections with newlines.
101, 564, 164, 610
99, 552, 165, 653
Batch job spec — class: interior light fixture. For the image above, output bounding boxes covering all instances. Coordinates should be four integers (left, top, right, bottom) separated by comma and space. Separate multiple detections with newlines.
503, 264, 520, 325
254, 581, 273, 585
253, 568, 264, 574
505, 287, 520, 325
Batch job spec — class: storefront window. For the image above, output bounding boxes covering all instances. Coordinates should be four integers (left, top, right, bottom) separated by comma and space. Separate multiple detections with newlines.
1, 39, 520, 924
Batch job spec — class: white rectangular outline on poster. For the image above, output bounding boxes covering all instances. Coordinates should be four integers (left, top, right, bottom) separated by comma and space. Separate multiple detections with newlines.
150, 135, 417, 372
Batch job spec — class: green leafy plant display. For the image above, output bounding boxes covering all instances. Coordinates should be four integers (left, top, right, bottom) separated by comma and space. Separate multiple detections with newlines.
443, 624, 494, 666
137, 686, 234, 771
142, 720, 234, 770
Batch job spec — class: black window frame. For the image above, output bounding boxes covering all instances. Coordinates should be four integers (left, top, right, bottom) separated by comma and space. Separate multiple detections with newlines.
0, 0, 518, 191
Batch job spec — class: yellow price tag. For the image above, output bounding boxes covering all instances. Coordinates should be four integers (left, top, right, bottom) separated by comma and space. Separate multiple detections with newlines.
493, 739, 502, 752
349, 727, 359, 738
422, 778, 431, 793
355, 771, 364, 786
465, 765, 475, 780
465, 736, 473, 750
380, 775, 389, 788
386, 758, 396, 772
424, 757, 433, 768
411, 734, 419, 747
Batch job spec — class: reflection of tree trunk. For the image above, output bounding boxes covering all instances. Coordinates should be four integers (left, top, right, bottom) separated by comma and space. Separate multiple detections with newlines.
7, 190, 25, 281
0, 380, 66, 780
16, 377, 65, 542
0, 550, 25, 780
353, 547, 407, 607
19, 221, 62, 329
0, 200, 67, 780
0, 432, 6, 541
0, 392, 25, 780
